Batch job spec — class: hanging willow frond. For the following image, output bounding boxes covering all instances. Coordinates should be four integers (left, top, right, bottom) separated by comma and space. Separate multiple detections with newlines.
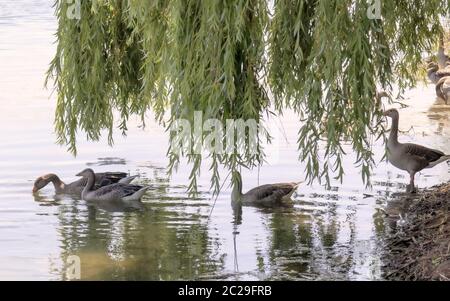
47, 0, 450, 195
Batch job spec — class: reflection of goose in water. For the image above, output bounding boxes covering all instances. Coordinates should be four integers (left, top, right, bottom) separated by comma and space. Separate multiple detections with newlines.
86, 198, 145, 212
32, 172, 136, 195
231, 171, 302, 207
384, 109, 450, 193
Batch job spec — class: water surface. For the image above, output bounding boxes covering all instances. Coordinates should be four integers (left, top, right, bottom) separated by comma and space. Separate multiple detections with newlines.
1, 0, 450, 281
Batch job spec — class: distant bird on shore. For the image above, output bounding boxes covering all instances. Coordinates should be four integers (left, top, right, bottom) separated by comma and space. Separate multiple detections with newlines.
32, 172, 137, 195
76, 168, 150, 202
427, 62, 450, 84
384, 108, 450, 193
231, 171, 303, 207
437, 36, 450, 69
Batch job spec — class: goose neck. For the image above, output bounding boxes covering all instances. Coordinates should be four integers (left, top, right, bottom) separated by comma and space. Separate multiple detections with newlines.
81, 171, 96, 199
389, 115, 399, 144
48, 174, 65, 193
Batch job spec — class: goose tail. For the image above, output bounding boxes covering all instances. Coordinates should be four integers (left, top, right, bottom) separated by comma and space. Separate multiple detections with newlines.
292, 180, 305, 189
119, 175, 139, 184
428, 155, 450, 168
123, 186, 151, 202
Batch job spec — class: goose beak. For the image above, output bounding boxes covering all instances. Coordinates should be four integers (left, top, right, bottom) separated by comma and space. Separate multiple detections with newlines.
75, 171, 83, 177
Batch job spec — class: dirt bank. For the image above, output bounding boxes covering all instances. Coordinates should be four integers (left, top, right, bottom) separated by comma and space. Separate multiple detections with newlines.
383, 183, 450, 281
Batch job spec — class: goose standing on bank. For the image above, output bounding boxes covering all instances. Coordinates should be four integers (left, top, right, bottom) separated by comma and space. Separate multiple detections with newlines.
32, 172, 137, 194
384, 109, 450, 193
76, 168, 150, 202
231, 171, 303, 207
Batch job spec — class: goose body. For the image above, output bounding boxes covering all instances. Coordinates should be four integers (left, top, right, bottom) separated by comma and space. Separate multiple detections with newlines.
32, 172, 136, 194
231, 172, 302, 207
435, 76, 450, 104
384, 109, 450, 193
76, 168, 150, 202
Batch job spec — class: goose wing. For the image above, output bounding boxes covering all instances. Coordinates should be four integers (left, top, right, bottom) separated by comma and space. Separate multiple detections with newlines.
245, 183, 298, 205
403, 143, 445, 163
69, 172, 128, 189
95, 172, 128, 187
93, 183, 144, 198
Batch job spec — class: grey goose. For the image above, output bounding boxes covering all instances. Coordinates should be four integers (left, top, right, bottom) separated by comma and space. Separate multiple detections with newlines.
231, 171, 303, 207
32, 172, 137, 195
384, 108, 450, 193
76, 168, 150, 202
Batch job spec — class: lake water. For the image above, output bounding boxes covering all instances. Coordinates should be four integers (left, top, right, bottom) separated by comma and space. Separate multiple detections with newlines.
1, 0, 450, 281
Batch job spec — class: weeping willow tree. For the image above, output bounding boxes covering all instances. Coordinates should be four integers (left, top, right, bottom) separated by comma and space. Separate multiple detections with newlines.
47, 0, 450, 195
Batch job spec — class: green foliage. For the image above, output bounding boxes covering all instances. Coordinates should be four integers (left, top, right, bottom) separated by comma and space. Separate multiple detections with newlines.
48, 0, 450, 194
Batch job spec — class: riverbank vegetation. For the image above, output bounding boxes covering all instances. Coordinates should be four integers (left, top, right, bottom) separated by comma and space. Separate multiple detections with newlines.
383, 183, 450, 280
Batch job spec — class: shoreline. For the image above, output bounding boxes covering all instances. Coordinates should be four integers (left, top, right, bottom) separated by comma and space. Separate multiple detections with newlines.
383, 183, 450, 280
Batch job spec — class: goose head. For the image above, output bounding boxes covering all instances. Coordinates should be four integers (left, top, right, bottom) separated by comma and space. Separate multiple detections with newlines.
76, 168, 95, 178
427, 62, 439, 72
32, 174, 62, 193
32, 175, 51, 193
376, 91, 390, 99
383, 108, 399, 119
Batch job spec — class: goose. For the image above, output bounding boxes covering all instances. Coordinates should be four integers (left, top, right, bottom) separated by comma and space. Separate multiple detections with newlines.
435, 76, 450, 104
426, 62, 450, 84
76, 168, 150, 202
384, 108, 450, 193
231, 171, 303, 207
32, 172, 137, 194
437, 36, 450, 69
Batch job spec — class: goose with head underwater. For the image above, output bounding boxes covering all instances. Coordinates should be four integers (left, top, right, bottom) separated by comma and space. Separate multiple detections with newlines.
32, 171, 137, 195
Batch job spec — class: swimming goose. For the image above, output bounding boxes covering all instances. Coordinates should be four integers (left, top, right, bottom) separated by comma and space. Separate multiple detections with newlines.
76, 168, 150, 202
231, 171, 303, 207
384, 108, 450, 193
435, 76, 450, 104
32, 172, 137, 194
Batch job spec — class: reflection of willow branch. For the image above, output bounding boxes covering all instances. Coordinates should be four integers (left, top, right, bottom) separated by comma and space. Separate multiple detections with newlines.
119, 189, 224, 280
232, 204, 242, 276
207, 171, 231, 220
233, 227, 239, 274
51, 166, 225, 280
344, 208, 357, 276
